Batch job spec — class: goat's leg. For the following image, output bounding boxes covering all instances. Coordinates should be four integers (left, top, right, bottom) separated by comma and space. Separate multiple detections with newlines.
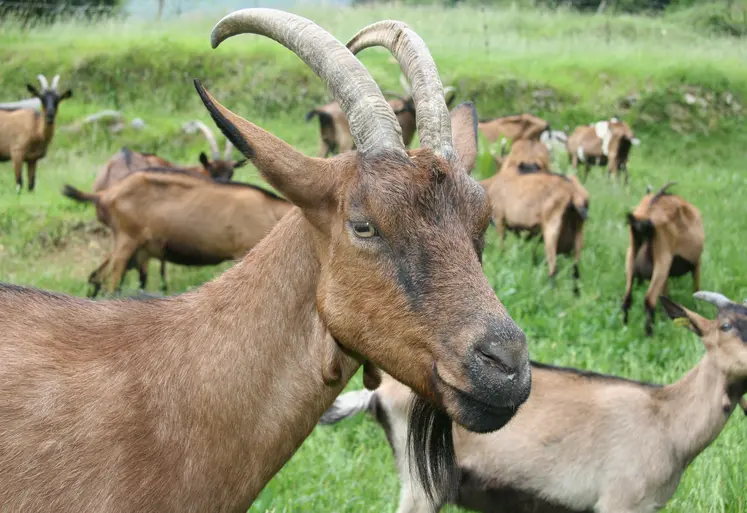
107, 237, 140, 295
542, 216, 563, 288
160, 259, 168, 293
582, 162, 591, 183
693, 259, 701, 293
26, 159, 38, 192
622, 245, 635, 325
317, 139, 331, 158
644, 257, 672, 337
11, 151, 24, 193
495, 214, 506, 252
87, 256, 111, 298
133, 249, 149, 291
572, 228, 584, 297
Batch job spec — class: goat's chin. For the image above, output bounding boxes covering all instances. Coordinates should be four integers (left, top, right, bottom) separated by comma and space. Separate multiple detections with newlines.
434, 371, 525, 434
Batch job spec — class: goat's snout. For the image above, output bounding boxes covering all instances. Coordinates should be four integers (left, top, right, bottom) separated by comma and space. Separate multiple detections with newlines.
469, 321, 530, 401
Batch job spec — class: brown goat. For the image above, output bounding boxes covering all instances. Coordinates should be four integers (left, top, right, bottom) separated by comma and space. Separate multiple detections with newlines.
477, 113, 550, 146
64, 171, 292, 297
305, 74, 456, 157
622, 182, 704, 336
0, 11, 531, 511
481, 146, 589, 294
0, 74, 72, 192
566, 118, 640, 184
322, 292, 747, 513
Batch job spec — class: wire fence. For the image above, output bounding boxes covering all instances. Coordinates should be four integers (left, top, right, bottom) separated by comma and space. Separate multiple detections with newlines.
0, 1, 122, 25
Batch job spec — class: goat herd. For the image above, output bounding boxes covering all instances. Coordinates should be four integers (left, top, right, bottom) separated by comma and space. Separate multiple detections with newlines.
0, 8, 744, 513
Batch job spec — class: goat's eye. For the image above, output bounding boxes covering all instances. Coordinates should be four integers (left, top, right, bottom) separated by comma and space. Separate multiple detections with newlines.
352, 222, 377, 239
720, 323, 733, 332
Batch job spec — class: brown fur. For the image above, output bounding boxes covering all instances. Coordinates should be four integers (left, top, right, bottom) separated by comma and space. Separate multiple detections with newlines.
0, 68, 531, 512
566, 119, 638, 184
0, 81, 72, 192
323, 294, 747, 513
477, 114, 549, 145
622, 183, 704, 335
64, 172, 292, 297
481, 145, 589, 294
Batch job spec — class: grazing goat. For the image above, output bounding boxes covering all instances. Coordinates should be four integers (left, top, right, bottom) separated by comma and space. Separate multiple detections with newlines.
477, 113, 550, 146
321, 291, 747, 513
622, 182, 704, 336
0, 74, 72, 192
481, 143, 589, 294
81, 138, 243, 293
566, 118, 640, 184
64, 171, 293, 297
305, 74, 456, 156
0, 11, 531, 512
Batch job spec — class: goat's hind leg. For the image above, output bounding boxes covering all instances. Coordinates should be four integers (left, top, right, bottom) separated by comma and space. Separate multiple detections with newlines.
11, 152, 24, 193
87, 257, 111, 298
27, 159, 37, 192
107, 237, 141, 296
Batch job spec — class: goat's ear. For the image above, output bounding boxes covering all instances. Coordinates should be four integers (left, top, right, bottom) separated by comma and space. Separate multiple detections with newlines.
450, 102, 478, 174
26, 84, 41, 98
233, 159, 248, 169
199, 152, 210, 168
661, 296, 706, 337
626, 212, 636, 226
59, 89, 73, 101
194, 80, 336, 217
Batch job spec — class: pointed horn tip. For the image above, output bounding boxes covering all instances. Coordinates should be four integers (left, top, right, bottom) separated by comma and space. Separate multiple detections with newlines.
693, 291, 733, 308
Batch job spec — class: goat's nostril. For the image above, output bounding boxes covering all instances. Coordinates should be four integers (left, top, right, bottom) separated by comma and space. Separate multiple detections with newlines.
477, 348, 515, 376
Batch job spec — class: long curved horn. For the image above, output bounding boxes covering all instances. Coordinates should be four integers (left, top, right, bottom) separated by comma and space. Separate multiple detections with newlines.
51, 75, 60, 92
211, 9, 404, 157
399, 73, 412, 96
224, 139, 234, 160
183, 120, 220, 158
347, 21, 452, 155
694, 291, 733, 309
37, 74, 49, 91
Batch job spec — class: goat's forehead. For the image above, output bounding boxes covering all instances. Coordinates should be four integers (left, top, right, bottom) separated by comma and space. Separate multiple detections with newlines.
352, 159, 485, 222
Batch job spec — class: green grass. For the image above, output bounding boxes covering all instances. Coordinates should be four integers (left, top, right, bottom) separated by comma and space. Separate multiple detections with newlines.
0, 3, 746, 512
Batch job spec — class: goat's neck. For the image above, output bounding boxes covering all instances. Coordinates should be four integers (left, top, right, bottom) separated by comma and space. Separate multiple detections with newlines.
657, 354, 732, 465
35, 115, 55, 143
170, 209, 360, 507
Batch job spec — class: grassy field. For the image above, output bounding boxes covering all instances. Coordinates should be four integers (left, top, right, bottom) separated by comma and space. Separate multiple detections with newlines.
1, 3, 746, 512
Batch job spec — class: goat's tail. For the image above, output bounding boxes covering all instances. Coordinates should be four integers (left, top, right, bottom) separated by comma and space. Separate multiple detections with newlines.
318, 389, 375, 425
304, 109, 320, 122
62, 184, 98, 204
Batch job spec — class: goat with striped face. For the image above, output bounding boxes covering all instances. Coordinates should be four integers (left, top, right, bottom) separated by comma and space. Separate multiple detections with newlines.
0, 74, 71, 192
26, 74, 72, 126
0, 11, 528, 511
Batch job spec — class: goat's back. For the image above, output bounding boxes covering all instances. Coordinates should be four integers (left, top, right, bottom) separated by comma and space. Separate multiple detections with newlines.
490, 172, 576, 228
100, 173, 291, 261
93, 149, 176, 192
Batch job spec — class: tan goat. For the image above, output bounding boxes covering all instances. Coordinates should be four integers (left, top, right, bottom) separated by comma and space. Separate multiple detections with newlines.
481, 144, 589, 295
0, 11, 531, 511
93, 121, 244, 192
64, 171, 293, 297
305, 74, 456, 157
566, 118, 640, 184
477, 113, 550, 146
0, 74, 72, 192
622, 182, 704, 336
322, 292, 747, 513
